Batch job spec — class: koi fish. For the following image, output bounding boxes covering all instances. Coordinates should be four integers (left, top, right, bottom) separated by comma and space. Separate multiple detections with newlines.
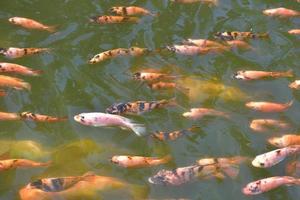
0, 159, 50, 171
286, 160, 300, 176
106, 98, 176, 115
166, 45, 226, 55
252, 145, 300, 168
132, 71, 178, 83
289, 80, 300, 89
245, 100, 293, 112
20, 112, 67, 122
0, 90, 6, 97
111, 155, 171, 168
243, 176, 300, 195
250, 119, 290, 132
182, 108, 229, 120
214, 31, 269, 41
0, 47, 50, 59
0, 62, 42, 76
74, 112, 146, 136
0, 75, 31, 90
233, 70, 293, 80
0, 111, 21, 121
89, 47, 150, 64
90, 15, 139, 24
151, 126, 199, 141
182, 39, 225, 48
268, 134, 300, 148
110, 6, 156, 16
226, 40, 253, 50
147, 81, 189, 94
171, 0, 218, 5
8, 17, 56, 32
263, 7, 300, 18
288, 29, 300, 35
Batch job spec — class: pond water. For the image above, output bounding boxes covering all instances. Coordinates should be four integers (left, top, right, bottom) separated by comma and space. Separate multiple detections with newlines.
0, 0, 300, 199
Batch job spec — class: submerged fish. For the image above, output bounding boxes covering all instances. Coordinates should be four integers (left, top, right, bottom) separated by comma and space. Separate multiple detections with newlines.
289, 80, 300, 89
226, 40, 253, 50
233, 70, 293, 80
286, 160, 300, 177
288, 29, 300, 35
250, 119, 290, 133
0, 159, 50, 171
252, 145, 300, 168
8, 17, 56, 32
111, 155, 171, 168
0, 47, 50, 59
0, 62, 42, 76
132, 71, 178, 83
0, 111, 21, 121
89, 47, 150, 64
243, 176, 300, 195
90, 15, 139, 24
214, 31, 268, 41
268, 134, 300, 148
110, 6, 155, 16
151, 126, 199, 141
20, 112, 67, 122
106, 98, 176, 115
263, 7, 300, 18
183, 108, 229, 120
0, 90, 6, 97
147, 81, 189, 94
74, 112, 146, 136
0, 75, 31, 90
182, 39, 225, 48
166, 45, 226, 55
245, 100, 293, 113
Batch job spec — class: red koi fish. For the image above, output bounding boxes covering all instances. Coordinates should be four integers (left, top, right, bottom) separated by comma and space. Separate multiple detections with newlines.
9, 17, 56, 32
0, 62, 42, 76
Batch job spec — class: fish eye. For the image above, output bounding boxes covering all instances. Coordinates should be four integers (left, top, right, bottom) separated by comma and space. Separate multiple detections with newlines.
133, 72, 141, 78
259, 162, 265, 167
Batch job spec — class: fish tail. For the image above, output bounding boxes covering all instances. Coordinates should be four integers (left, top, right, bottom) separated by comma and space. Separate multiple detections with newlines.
258, 32, 269, 38
31, 69, 43, 76
161, 155, 172, 164
286, 100, 294, 108
128, 122, 146, 136
21, 82, 31, 91
40, 160, 52, 166
128, 17, 140, 23
284, 69, 294, 78
45, 25, 57, 33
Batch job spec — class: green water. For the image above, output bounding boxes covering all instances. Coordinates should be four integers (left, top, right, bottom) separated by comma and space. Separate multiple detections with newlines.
1, 0, 300, 199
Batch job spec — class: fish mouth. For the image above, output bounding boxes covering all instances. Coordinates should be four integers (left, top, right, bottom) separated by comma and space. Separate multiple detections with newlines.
148, 176, 167, 185
251, 159, 265, 168
0, 48, 7, 54
89, 16, 99, 23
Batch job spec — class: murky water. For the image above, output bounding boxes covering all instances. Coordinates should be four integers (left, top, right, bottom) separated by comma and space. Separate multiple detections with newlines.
0, 0, 300, 199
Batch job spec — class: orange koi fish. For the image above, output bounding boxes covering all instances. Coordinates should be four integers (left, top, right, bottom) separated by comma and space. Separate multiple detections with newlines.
0, 75, 31, 90
288, 29, 300, 35
0, 90, 6, 97
111, 155, 171, 168
132, 70, 178, 83
263, 7, 300, 18
0, 47, 50, 59
289, 80, 300, 89
245, 100, 293, 113
286, 160, 300, 176
243, 176, 300, 195
147, 81, 189, 94
183, 108, 229, 120
0, 159, 50, 171
110, 6, 156, 16
20, 112, 67, 122
0, 62, 42, 76
151, 126, 199, 141
8, 17, 56, 32
250, 119, 290, 132
268, 134, 300, 148
0, 111, 21, 121
89, 47, 150, 64
252, 145, 300, 168
171, 0, 218, 5
233, 70, 293, 80
214, 31, 268, 41
90, 15, 139, 24
183, 39, 225, 48
106, 98, 176, 115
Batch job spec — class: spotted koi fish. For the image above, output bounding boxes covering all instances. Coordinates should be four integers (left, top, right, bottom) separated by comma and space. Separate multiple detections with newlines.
252, 145, 300, 168
0, 47, 50, 59
20, 112, 67, 122
132, 71, 178, 83
268, 134, 300, 148
0, 159, 50, 171
90, 15, 139, 24
0, 62, 42, 76
89, 47, 150, 64
214, 31, 269, 41
286, 160, 300, 177
263, 7, 300, 18
243, 176, 300, 195
9, 17, 56, 32
151, 126, 200, 141
111, 155, 171, 168
0, 75, 31, 90
106, 98, 176, 115
233, 70, 293, 80
110, 6, 155, 16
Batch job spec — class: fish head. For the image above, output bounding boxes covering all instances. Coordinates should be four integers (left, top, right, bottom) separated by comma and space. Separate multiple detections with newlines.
8, 17, 17, 24
251, 156, 266, 168
0, 48, 7, 55
182, 111, 192, 118
88, 54, 102, 64
132, 72, 141, 80
106, 103, 126, 115
109, 7, 122, 15
110, 156, 120, 164
74, 113, 88, 124
28, 179, 44, 190
262, 9, 275, 16
233, 71, 246, 80
89, 16, 99, 23
214, 32, 223, 39
242, 181, 262, 195
267, 137, 283, 147
148, 170, 169, 185
245, 102, 257, 109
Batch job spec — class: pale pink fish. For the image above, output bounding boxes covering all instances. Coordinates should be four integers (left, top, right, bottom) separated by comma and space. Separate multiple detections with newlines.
0, 47, 49, 59
8, 17, 56, 32
252, 145, 300, 168
183, 108, 229, 120
249, 119, 290, 132
166, 45, 224, 56
289, 80, 300, 89
73, 112, 146, 136
288, 29, 300, 35
243, 176, 300, 195
263, 7, 300, 18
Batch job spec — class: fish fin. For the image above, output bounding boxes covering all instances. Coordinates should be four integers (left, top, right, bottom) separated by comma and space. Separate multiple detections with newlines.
285, 100, 294, 108
286, 70, 294, 77
45, 25, 57, 33
222, 166, 240, 179
161, 155, 172, 163
15, 82, 31, 91
31, 69, 43, 76
127, 122, 146, 136
40, 160, 52, 166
